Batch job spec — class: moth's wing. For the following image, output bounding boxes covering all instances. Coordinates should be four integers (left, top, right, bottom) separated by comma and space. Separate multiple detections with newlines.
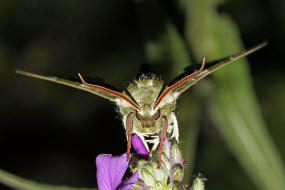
174, 42, 267, 94
15, 70, 118, 102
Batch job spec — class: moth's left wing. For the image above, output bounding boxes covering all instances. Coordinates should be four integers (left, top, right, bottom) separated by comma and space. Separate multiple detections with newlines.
173, 42, 267, 94
15, 70, 121, 102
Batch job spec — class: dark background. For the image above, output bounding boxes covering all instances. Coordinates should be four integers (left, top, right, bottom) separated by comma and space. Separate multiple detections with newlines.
0, 0, 284, 190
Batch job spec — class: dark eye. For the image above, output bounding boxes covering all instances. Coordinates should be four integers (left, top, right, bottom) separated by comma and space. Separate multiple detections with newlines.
153, 109, 161, 120
136, 111, 143, 121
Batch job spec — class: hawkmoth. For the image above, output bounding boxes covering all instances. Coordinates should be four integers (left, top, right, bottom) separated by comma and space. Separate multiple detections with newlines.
16, 42, 266, 169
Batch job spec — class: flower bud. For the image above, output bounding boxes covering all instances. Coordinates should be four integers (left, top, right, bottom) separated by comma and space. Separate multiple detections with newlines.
163, 139, 171, 158
171, 164, 184, 184
160, 152, 171, 173
154, 181, 164, 189
154, 181, 173, 190
132, 179, 149, 190
170, 143, 184, 167
139, 166, 156, 187
192, 176, 205, 190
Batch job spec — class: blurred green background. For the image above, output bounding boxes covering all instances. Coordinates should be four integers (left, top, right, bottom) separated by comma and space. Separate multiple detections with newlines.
0, 0, 284, 190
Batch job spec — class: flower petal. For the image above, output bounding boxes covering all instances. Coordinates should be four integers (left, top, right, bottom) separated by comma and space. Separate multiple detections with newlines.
132, 135, 149, 157
117, 171, 139, 190
163, 138, 170, 159
96, 154, 129, 190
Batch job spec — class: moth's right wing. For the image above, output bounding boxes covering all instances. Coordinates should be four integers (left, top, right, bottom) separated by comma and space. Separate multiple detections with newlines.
153, 42, 267, 109
16, 70, 119, 102
173, 41, 267, 95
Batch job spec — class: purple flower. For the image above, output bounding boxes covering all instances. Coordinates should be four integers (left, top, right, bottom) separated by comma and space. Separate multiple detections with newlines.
132, 134, 149, 157
96, 153, 139, 190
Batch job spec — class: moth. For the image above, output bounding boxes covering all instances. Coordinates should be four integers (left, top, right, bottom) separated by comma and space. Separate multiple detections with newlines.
16, 42, 266, 169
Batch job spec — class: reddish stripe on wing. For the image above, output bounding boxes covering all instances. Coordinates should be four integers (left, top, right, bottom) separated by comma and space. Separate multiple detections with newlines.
153, 58, 206, 110
78, 74, 141, 111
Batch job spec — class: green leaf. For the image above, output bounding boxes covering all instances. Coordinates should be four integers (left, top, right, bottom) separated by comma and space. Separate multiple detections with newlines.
0, 168, 97, 190
185, 0, 285, 190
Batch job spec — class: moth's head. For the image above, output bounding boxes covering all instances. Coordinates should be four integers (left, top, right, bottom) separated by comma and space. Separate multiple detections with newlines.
121, 76, 165, 133
124, 61, 206, 132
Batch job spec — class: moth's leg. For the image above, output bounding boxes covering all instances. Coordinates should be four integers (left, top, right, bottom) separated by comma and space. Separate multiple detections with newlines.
126, 112, 135, 160
148, 136, 160, 157
170, 112, 179, 142
158, 116, 168, 169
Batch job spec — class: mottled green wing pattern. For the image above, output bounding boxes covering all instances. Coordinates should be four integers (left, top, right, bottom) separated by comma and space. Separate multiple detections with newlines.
16, 70, 119, 102
174, 42, 267, 94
